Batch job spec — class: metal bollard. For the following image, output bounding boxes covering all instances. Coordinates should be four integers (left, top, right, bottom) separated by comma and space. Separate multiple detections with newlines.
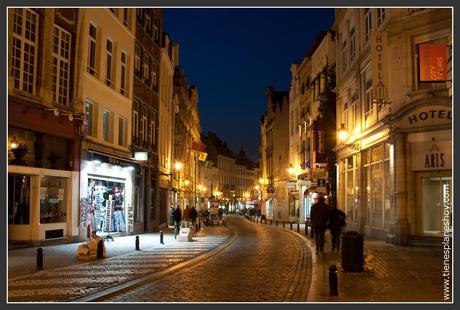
297, 223, 300, 232
97, 240, 104, 259
283, 222, 285, 228
305, 223, 308, 235
270, 219, 273, 225
199, 221, 201, 231
290, 222, 293, 230
160, 231, 164, 244
329, 264, 339, 296
174, 228, 177, 239
135, 235, 140, 251
36, 248, 43, 270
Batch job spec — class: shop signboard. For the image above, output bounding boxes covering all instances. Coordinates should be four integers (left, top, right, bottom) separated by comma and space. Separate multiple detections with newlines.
371, 31, 389, 102
419, 44, 447, 82
411, 139, 451, 171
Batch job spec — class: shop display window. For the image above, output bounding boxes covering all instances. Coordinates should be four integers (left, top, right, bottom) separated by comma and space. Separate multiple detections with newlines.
87, 178, 126, 233
8, 174, 30, 225
40, 176, 67, 223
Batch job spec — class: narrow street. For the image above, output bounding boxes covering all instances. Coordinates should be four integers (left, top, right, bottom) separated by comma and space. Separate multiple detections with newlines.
104, 216, 311, 302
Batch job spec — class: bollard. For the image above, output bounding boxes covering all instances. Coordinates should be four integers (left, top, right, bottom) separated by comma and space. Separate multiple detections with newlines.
198, 221, 201, 231
174, 228, 177, 239
290, 222, 293, 230
297, 223, 300, 232
97, 240, 104, 259
283, 222, 285, 228
305, 223, 308, 235
160, 231, 164, 244
270, 219, 273, 225
36, 248, 43, 270
135, 235, 140, 251
329, 264, 339, 296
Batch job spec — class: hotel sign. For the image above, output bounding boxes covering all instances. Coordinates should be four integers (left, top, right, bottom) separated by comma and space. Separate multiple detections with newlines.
412, 139, 451, 171
399, 105, 452, 129
419, 44, 447, 82
371, 32, 389, 102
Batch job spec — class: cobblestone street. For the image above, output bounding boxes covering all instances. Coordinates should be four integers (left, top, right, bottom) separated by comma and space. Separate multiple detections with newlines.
103, 216, 311, 302
8, 226, 231, 302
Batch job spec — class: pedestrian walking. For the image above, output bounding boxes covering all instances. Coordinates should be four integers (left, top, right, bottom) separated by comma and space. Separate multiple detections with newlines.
169, 206, 175, 227
190, 206, 198, 226
310, 194, 330, 254
183, 205, 191, 224
328, 203, 346, 251
174, 206, 182, 231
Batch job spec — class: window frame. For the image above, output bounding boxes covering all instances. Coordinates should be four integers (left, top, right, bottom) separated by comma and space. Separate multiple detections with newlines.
87, 23, 97, 76
120, 51, 127, 96
11, 8, 39, 94
105, 38, 113, 87
52, 24, 72, 106
102, 109, 113, 143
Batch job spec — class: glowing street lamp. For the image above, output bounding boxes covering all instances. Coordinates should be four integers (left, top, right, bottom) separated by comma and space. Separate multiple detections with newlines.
339, 123, 348, 143
175, 161, 182, 171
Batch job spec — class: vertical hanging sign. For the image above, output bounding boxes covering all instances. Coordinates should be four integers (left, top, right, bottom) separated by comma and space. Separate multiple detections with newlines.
371, 32, 389, 103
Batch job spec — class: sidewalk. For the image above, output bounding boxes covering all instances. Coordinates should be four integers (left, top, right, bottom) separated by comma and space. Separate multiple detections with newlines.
10, 226, 190, 280
248, 217, 447, 302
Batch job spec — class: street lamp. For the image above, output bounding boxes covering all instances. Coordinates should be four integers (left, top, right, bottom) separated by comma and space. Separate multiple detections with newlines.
338, 123, 360, 151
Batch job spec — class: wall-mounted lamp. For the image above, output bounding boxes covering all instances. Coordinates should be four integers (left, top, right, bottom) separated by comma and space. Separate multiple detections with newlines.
46, 108, 60, 117
338, 123, 360, 151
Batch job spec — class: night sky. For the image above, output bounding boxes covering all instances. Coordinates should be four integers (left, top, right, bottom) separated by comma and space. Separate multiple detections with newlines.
164, 8, 335, 162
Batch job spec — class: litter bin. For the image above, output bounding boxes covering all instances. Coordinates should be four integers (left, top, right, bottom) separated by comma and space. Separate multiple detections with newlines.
341, 231, 364, 272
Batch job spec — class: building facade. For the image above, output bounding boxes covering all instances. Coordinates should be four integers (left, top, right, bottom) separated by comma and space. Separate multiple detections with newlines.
173, 67, 202, 211
132, 8, 163, 232
334, 8, 452, 244
8, 8, 82, 242
77, 8, 137, 239
259, 87, 290, 220
158, 33, 179, 226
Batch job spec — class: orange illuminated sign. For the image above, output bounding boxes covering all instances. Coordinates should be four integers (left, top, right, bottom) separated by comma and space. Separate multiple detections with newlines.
419, 44, 447, 82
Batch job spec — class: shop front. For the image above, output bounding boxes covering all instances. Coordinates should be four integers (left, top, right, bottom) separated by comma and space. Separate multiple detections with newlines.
79, 151, 136, 239
8, 103, 81, 242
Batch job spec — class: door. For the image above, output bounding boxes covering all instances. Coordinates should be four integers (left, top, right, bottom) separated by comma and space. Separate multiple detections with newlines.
415, 171, 452, 235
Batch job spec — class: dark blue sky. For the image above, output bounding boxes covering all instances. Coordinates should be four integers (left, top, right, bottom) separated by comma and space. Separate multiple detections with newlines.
164, 8, 335, 162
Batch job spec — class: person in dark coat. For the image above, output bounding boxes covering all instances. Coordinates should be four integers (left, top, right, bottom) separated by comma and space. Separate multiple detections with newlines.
174, 206, 182, 231
329, 204, 346, 251
190, 206, 198, 227
310, 194, 330, 254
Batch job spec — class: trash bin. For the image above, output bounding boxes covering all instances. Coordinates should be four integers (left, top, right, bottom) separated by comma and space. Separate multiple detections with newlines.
341, 231, 364, 272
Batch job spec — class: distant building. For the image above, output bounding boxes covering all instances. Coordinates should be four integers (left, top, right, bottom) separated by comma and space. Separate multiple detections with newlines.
202, 132, 260, 213
333, 8, 452, 244
173, 67, 202, 211
259, 87, 290, 220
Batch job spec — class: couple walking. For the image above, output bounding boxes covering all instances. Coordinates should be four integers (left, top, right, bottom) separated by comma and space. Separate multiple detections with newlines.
310, 193, 346, 255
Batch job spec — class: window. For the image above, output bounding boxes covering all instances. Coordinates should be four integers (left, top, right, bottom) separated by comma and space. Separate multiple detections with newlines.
141, 116, 148, 142
364, 8, 372, 43
350, 27, 356, 63
343, 99, 349, 129
105, 39, 113, 87
133, 110, 139, 139
151, 62, 158, 87
11, 8, 39, 94
40, 176, 67, 223
364, 70, 373, 119
153, 17, 160, 43
118, 116, 127, 147
145, 14, 151, 33
87, 23, 97, 75
135, 44, 141, 77
351, 99, 358, 130
342, 39, 348, 73
85, 100, 95, 136
377, 8, 386, 27
120, 51, 127, 96
143, 52, 150, 84
123, 8, 129, 27
150, 119, 155, 146
8, 174, 30, 225
52, 25, 71, 106
103, 109, 112, 142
